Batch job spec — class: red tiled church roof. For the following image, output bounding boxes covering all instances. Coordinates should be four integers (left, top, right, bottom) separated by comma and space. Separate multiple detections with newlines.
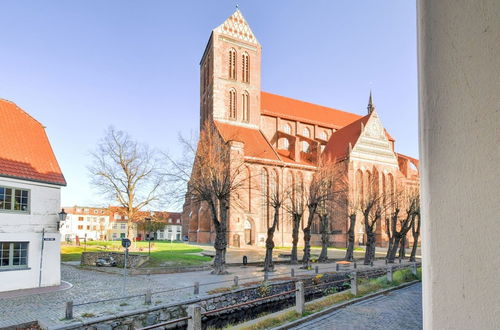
214, 121, 280, 161
0, 99, 66, 186
261, 92, 362, 129
323, 113, 372, 161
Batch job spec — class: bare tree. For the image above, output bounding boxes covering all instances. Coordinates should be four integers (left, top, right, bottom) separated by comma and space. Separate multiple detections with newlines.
358, 177, 393, 265
165, 121, 247, 274
302, 158, 342, 269
263, 173, 284, 272
344, 198, 357, 262
409, 197, 421, 262
387, 193, 419, 263
89, 127, 163, 238
283, 180, 306, 264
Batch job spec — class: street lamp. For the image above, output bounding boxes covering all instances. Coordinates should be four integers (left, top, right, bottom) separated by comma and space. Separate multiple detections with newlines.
57, 208, 67, 231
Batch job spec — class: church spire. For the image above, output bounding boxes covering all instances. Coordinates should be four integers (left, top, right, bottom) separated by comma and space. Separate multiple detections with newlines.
367, 90, 375, 114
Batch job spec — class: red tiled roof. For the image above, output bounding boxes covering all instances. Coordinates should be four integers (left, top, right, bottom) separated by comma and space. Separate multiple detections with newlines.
214, 121, 280, 161
323, 113, 371, 161
261, 92, 362, 129
0, 99, 66, 186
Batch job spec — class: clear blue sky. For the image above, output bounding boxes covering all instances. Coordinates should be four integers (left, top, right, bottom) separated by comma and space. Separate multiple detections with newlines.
0, 1, 417, 209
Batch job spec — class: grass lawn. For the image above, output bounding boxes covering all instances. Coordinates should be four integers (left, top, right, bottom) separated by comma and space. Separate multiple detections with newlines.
61, 241, 211, 267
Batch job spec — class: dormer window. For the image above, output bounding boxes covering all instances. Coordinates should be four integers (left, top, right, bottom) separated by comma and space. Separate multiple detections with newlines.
320, 131, 328, 140
229, 48, 237, 80
284, 124, 291, 134
302, 141, 310, 152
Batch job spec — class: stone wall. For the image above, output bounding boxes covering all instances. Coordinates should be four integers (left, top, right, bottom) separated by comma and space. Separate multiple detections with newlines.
80, 252, 149, 268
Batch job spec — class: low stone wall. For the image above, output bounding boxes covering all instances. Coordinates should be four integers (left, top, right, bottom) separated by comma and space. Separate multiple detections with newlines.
80, 252, 149, 268
53, 273, 350, 330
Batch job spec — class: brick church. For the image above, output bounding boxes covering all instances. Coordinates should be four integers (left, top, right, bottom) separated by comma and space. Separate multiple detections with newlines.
181, 10, 419, 248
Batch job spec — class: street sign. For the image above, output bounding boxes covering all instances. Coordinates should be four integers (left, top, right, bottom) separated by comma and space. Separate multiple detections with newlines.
43, 237, 56, 241
121, 238, 131, 248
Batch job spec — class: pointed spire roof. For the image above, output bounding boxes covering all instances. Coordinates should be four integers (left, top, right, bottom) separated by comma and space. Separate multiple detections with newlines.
367, 90, 375, 114
214, 9, 259, 45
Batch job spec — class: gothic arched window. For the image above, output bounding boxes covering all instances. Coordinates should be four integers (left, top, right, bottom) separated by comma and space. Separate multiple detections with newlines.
242, 91, 249, 122
242, 52, 250, 83
302, 127, 311, 138
283, 124, 292, 134
320, 131, 328, 140
229, 48, 237, 80
229, 89, 237, 119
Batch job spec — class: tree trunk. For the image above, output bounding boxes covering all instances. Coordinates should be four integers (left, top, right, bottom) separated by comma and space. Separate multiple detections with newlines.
318, 214, 329, 262
399, 234, 407, 260
409, 215, 421, 262
302, 205, 317, 269
385, 217, 393, 260
290, 213, 302, 264
263, 206, 280, 272
302, 228, 312, 269
211, 199, 228, 275
387, 235, 402, 263
345, 214, 356, 261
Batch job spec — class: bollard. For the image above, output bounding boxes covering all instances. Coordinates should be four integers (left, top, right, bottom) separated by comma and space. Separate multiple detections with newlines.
354, 261, 357, 269
295, 281, 305, 315
411, 262, 417, 276
264, 271, 269, 281
315, 265, 319, 274
233, 276, 239, 287
370, 260, 374, 267
194, 281, 200, 295
385, 259, 388, 265
336, 263, 339, 271
387, 266, 393, 283
187, 304, 202, 330
350, 271, 358, 295
243, 256, 248, 265
65, 301, 73, 320
291, 268, 295, 278
145, 289, 152, 304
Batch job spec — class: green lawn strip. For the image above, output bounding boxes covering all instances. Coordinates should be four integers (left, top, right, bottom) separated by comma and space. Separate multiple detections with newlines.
61, 241, 211, 266
232, 268, 421, 330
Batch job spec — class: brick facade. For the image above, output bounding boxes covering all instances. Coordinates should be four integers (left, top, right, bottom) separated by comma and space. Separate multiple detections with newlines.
182, 10, 420, 249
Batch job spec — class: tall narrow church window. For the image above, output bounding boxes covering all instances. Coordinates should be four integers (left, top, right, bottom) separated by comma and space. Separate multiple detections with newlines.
261, 168, 270, 227
242, 52, 250, 83
229, 48, 237, 80
229, 89, 237, 119
242, 91, 249, 122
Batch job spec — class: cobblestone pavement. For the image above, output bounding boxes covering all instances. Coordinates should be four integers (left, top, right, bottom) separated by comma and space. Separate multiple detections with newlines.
290, 282, 422, 330
0, 259, 416, 328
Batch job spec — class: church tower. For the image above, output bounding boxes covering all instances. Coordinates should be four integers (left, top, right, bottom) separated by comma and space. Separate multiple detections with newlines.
199, 9, 262, 129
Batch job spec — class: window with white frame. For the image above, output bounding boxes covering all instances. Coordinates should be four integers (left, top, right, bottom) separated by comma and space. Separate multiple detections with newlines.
0, 186, 29, 212
0, 242, 28, 268
120, 224, 126, 229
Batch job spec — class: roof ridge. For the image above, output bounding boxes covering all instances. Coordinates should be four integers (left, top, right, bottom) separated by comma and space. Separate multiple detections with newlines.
261, 91, 361, 117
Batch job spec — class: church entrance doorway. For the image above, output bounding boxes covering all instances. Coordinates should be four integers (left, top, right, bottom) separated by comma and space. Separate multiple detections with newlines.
244, 219, 253, 245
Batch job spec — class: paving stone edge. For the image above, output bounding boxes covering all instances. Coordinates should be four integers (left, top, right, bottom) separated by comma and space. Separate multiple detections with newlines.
272, 280, 421, 330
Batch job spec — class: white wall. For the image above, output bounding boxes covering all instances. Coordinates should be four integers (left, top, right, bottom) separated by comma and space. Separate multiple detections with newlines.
0, 177, 61, 291
418, 0, 500, 328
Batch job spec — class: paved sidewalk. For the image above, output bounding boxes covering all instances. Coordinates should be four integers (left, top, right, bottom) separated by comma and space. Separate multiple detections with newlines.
290, 282, 422, 330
